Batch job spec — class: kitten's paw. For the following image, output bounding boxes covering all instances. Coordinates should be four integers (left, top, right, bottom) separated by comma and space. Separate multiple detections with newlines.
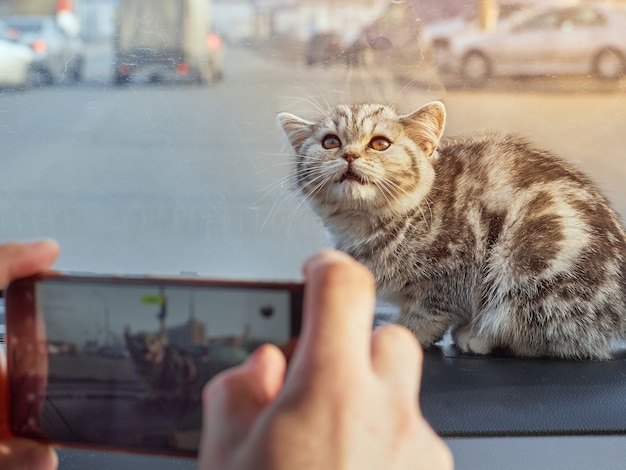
453, 326, 493, 355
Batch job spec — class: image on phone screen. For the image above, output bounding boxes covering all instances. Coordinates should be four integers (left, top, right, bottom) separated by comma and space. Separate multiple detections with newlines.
9, 277, 298, 456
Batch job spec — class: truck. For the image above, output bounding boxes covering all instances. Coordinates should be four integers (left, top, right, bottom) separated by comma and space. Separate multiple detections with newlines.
113, 0, 223, 85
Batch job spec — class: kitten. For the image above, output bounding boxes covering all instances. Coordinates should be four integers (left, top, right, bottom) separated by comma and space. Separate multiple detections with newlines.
278, 101, 626, 359
124, 327, 198, 399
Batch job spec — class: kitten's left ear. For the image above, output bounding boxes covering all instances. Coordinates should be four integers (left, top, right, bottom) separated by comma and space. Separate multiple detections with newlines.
400, 101, 446, 157
277, 112, 315, 152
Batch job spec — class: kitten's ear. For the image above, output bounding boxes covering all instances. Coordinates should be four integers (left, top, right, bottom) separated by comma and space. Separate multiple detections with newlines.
277, 112, 315, 152
400, 101, 446, 157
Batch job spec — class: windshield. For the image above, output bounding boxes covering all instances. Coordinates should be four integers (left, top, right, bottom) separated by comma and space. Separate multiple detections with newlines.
1, 0, 625, 466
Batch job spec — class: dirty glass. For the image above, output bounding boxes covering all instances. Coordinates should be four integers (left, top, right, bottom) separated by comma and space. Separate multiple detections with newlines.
1, 0, 626, 467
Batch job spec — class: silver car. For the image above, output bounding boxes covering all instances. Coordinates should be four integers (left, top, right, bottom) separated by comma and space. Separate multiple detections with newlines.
436, 4, 626, 85
0, 22, 35, 87
3, 15, 84, 85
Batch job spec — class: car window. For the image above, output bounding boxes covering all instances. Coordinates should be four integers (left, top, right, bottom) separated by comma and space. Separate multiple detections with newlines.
565, 7, 606, 28
518, 11, 562, 31
3, 18, 44, 33
1, 0, 626, 467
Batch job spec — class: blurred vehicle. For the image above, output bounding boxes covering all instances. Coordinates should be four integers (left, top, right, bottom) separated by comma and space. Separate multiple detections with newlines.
2, 15, 84, 85
435, 4, 626, 86
342, 2, 422, 67
0, 31, 35, 87
114, 0, 223, 85
422, 1, 535, 68
206, 32, 225, 81
306, 32, 342, 67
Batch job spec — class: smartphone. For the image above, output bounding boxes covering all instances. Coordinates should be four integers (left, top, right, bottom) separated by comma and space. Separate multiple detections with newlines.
3, 272, 303, 457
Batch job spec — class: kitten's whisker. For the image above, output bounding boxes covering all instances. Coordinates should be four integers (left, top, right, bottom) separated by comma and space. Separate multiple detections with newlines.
258, 169, 326, 231
390, 77, 419, 111
416, 205, 429, 229
254, 174, 295, 202
287, 173, 333, 230
295, 84, 332, 113
377, 175, 430, 227
374, 178, 397, 208
424, 195, 434, 225
286, 89, 329, 116
255, 163, 331, 210
430, 185, 454, 194
261, 151, 304, 158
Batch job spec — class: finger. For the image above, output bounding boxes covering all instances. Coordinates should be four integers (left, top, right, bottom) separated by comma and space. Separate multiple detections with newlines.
0, 438, 58, 470
291, 250, 376, 375
242, 344, 286, 405
0, 240, 60, 288
370, 324, 423, 399
199, 344, 286, 464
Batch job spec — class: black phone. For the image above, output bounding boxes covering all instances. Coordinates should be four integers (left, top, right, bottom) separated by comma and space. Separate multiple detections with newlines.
3, 272, 303, 457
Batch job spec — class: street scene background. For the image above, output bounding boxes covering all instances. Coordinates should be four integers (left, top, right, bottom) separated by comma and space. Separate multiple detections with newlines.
1, 0, 626, 468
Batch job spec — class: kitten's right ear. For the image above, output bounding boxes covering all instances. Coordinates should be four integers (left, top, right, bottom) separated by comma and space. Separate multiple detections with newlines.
400, 101, 446, 158
277, 112, 314, 152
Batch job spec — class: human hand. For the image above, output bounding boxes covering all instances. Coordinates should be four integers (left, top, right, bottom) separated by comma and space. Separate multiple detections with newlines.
0, 240, 60, 470
199, 250, 453, 470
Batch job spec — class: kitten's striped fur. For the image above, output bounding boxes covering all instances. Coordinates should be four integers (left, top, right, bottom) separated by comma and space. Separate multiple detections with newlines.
278, 102, 626, 359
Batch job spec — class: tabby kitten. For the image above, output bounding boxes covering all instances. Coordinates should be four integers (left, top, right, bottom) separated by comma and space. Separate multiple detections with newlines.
124, 327, 198, 399
278, 101, 626, 359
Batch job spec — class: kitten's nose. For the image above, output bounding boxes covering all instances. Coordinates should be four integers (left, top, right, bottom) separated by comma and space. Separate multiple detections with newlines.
343, 153, 359, 163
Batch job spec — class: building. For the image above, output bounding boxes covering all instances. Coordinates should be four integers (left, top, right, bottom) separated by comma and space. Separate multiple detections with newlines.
167, 318, 206, 349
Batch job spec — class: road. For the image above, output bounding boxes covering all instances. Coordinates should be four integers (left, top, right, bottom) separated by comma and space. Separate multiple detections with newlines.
1, 43, 626, 468
0, 45, 329, 280
1, 45, 626, 281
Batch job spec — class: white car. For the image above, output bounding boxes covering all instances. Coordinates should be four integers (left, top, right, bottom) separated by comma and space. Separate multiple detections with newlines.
3, 15, 85, 85
0, 21, 34, 87
435, 4, 626, 85
0, 36, 34, 87
422, 2, 535, 68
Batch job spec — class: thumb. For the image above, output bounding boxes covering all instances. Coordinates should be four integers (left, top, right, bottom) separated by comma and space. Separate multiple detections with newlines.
199, 344, 286, 466
0, 439, 58, 470
0, 240, 59, 288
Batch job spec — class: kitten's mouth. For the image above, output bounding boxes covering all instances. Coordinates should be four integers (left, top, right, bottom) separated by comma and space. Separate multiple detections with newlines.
340, 168, 366, 184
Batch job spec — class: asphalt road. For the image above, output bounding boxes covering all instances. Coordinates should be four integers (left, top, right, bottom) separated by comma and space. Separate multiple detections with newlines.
2, 45, 625, 280
1, 42, 626, 468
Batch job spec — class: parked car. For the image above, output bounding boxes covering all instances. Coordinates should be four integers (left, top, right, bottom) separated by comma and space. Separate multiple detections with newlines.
434, 4, 626, 85
0, 27, 35, 87
422, 1, 535, 68
3, 15, 84, 85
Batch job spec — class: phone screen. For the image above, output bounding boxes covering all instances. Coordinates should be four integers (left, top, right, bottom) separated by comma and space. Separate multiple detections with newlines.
7, 276, 301, 456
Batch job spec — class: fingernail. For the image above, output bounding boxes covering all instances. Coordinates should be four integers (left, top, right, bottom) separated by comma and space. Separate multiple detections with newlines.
246, 346, 265, 365
25, 239, 60, 254
26, 239, 58, 248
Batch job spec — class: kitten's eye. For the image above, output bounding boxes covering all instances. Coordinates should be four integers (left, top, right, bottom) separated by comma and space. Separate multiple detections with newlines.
322, 135, 341, 150
369, 137, 391, 151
